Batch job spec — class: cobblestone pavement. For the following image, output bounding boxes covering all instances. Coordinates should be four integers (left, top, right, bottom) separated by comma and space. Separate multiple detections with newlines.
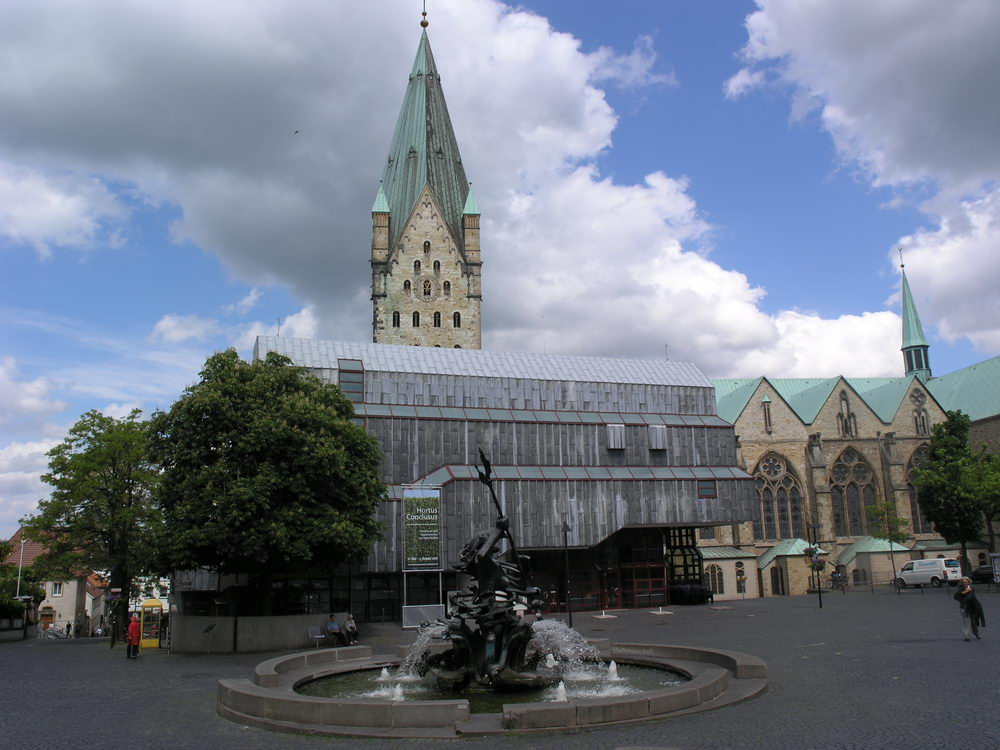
3, 586, 998, 750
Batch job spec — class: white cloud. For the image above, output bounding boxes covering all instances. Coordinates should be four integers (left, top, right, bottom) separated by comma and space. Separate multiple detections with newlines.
0, 439, 58, 540
723, 67, 764, 100
734, 0, 1000, 355
0, 0, 932, 386
101, 402, 144, 419
223, 287, 262, 316
0, 357, 66, 427
149, 314, 221, 344
0, 162, 126, 256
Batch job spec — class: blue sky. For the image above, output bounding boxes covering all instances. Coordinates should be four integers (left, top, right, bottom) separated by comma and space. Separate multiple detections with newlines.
2, 0, 998, 539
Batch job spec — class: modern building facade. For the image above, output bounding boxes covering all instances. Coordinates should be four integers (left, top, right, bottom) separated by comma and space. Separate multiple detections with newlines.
254, 337, 757, 617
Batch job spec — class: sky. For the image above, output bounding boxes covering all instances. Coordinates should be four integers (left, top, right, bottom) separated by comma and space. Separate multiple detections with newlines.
2, 0, 999, 540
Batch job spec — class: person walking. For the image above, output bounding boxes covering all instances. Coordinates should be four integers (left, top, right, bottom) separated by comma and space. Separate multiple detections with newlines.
126, 615, 141, 658
954, 576, 985, 641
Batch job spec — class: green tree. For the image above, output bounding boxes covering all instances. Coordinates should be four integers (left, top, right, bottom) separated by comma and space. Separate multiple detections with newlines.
967, 449, 1000, 553
865, 501, 909, 587
148, 350, 386, 614
21, 410, 159, 637
914, 410, 983, 572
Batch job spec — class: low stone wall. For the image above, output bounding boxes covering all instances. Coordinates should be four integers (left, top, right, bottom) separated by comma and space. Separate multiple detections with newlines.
171, 613, 336, 653
217, 641, 767, 738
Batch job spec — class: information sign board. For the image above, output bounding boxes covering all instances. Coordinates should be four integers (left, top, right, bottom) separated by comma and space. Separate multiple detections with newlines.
403, 487, 442, 571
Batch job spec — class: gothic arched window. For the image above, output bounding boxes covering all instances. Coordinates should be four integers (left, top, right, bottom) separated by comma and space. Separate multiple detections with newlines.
751, 452, 805, 541
443, 281, 451, 296
391, 311, 400, 328
907, 444, 931, 535
403, 280, 411, 293
836, 391, 858, 438
829, 447, 879, 536
414, 260, 421, 273
453, 312, 461, 328
433, 260, 440, 273
705, 564, 725, 595
423, 241, 430, 253
412, 311, 420, 327
433, 311, 441, 327
423, 279, 432, 297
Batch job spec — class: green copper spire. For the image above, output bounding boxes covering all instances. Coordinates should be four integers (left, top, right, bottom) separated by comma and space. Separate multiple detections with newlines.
462, 185, 480, 215
381, 30, 470, 255
900, 263, 931, 379
371, 182, 389, 213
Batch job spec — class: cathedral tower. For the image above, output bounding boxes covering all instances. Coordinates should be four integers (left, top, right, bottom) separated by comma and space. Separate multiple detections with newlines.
371, 22, 482, 349
900, 263, 931, 381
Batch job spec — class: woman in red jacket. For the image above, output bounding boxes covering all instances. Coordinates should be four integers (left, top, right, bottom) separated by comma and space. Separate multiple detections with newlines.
127, 615, 141, 659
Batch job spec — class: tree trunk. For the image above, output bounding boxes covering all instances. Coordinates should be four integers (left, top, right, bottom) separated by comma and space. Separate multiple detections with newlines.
960, 542, 970, 575
985, 516, 996, 554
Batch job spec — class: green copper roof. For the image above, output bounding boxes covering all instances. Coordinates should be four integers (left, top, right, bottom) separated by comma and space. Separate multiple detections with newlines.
844, 377, 914, 423
712, 378, 762, 424
371, 183, 389, 213
700, 545, 757, 560
462, 186, 480, 215
927, 354, 1000, 421
900, 270, 929, 349
757, 538, 826, 570
381, 30, 470, 255
769, 378, 840, 424
837, 536, 910, 567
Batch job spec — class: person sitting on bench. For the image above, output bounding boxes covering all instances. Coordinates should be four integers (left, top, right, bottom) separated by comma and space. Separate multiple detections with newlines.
325, 615, 346, 646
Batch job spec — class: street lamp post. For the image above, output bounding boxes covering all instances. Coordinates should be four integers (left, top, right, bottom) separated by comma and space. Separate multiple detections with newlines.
15, 537, 26, 599
807, 523, 823, 609
562, 521, 573, 629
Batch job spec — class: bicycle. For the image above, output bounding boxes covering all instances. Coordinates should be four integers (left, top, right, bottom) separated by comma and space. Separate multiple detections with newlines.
827, 575, 849, 593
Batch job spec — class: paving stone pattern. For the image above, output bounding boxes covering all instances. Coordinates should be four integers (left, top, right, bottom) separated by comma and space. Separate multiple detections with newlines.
3, 587, 997, 749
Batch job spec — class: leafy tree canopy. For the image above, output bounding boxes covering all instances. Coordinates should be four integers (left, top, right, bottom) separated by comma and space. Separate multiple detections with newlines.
149, 350, 386, 583
914, 410, 983, 550
20, 410, 159, 630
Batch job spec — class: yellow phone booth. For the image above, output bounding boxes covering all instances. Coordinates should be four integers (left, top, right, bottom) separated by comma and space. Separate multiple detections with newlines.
139, 598, 163, 649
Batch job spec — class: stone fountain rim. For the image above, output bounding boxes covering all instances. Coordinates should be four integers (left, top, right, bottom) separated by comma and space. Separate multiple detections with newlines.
217, 642, 768, 738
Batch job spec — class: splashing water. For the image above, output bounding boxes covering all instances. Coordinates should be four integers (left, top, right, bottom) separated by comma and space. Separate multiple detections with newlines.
378, 667, 391, 682
391, 684, 404, 702
527, 619, 600, 673
398, 624, 444, 677
607, 660, 623, 682
552, 681, 568, 702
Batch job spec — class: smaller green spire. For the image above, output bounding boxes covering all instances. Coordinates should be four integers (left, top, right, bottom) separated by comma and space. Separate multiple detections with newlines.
462, 185, 480, 216
900, 269, 928, 349
372, 182, 389, 213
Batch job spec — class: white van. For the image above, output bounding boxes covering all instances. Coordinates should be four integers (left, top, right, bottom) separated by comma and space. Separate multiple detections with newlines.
896, 558, 963, 588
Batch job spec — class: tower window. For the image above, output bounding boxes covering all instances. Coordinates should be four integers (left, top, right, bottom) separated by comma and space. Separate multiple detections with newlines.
453, 312, 461, 328
403, 280, 411, 293
454, 345, 461, 349
414, 260, 421, 273
433, 312, 441, 327
443, 281, 451, 296
433, 260, 440, 273
423, 241, 430, 253
762, 398, 772, 433
423, 279, 432, 297
392, 311, 400, 328
836, 392, 857, 438
412, 312, 420, 327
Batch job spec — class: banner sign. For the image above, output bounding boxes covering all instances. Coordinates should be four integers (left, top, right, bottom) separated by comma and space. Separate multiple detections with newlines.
403, 487, 443, 571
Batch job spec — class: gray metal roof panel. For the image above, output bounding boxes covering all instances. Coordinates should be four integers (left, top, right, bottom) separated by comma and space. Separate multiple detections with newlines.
257, 336, 713, 389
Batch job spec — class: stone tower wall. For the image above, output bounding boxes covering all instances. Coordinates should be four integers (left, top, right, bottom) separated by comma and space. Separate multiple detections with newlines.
372, 188, 481, 348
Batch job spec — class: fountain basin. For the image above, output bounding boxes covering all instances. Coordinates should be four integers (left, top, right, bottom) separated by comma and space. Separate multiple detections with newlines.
217, 642, 767, 738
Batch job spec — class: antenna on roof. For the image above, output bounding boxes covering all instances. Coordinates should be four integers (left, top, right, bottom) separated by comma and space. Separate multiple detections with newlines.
898, 246, 904, 270
420, 0, 429, 28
